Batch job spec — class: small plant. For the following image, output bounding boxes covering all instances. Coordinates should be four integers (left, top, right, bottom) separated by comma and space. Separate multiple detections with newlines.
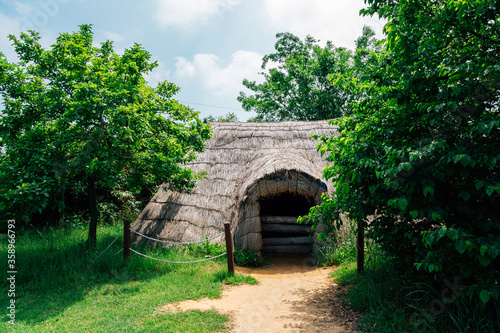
314, 217, 357, 266
234, 246, 263, 267
186, 240, 226, 257
214, 270, 258, 285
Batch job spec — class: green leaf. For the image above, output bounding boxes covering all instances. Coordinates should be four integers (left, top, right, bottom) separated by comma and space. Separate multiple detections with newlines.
431, 211, 442, 222
410, 210, 418, 219
487, 247, 498, 259
398, 197, 408, 211
423, 186, 434, 198
480, 290, 490, 304
475, 180, 485, 190
485, 186, 496, 197
478, 255, 491, 267
454, 154, 471, 167
459, 191, 471, 201
425, 232, 435, 247
401, 162, 412, 172
437, 226, 447, 241
455, 240, 466, 254
480, 245, 488, 256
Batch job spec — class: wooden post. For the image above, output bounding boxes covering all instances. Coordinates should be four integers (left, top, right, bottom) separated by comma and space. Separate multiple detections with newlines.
357, 219, 364, 274
224, 222, 235, 275
124, 219, 131, 261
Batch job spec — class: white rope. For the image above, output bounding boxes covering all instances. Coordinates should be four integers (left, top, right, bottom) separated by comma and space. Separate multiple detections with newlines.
130, 228, 225, 245
129, 248, 227, 264
95, 232, 122, 260
113, 248, 124, 257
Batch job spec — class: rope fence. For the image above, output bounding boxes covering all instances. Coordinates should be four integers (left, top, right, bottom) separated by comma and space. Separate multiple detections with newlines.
94, 232, 123, 261
129, 248, 227, 264
122, 220, 235, 274
130, 228, 225, 245
93, 223, 235, 274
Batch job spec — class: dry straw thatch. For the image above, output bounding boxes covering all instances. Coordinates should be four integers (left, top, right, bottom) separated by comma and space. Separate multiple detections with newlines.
132, 120, 339, 256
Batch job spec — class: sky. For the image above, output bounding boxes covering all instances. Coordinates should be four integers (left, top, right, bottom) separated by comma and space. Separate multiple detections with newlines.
0, 0, 385, 121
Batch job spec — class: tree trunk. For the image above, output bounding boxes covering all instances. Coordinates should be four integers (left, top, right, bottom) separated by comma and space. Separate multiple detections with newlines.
59, 180, 66, 226
357, 218, 364, 274
87, 177, 99, 248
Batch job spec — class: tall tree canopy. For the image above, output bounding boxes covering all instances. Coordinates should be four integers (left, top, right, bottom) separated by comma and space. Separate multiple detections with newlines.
238, 28, 379, 122
309, 0, 499, 311
0, 25, 211, 244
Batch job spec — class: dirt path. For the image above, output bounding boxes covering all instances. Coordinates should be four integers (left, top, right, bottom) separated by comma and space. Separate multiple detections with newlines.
160, 255, 357, 332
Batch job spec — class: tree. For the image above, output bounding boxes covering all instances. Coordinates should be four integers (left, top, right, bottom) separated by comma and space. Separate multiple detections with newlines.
202, 111, 239, 123
0, 25, 211, 245
309, 0, 499, 309
238, 32, 352, 121
238, 28, 379, 122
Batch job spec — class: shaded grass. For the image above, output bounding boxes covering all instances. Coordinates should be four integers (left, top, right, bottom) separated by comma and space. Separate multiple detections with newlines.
331, 252, 500, 333
0, 223, 256, 332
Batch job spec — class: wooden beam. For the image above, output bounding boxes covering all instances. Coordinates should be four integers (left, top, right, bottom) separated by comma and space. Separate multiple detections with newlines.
263, 237, 313, 246
224, 222, 235, 275
262, 245, 311, 253
261, 216, 310, 224
261, 224, 311, 234
123, 219, 130, 261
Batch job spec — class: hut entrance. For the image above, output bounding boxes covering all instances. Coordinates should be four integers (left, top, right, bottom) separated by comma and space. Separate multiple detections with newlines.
234, 169, 327, 258
259, 192, 313, 254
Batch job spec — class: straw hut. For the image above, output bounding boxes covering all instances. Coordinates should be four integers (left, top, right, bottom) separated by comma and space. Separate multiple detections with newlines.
132, 120, 339, 257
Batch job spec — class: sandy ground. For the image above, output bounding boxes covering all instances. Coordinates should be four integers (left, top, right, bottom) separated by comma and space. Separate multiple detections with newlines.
160, 255, 358, 333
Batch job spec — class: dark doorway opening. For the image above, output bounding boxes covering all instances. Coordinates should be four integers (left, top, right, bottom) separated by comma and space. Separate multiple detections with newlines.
259, 192, 314, 254
260, 192, 312, 217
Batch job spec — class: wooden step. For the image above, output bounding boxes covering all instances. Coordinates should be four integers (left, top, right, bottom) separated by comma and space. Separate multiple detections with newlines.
261, 216, 309, 224
262, 245, 311, 253
261, 223, 311, 234
262, 237, 313, 246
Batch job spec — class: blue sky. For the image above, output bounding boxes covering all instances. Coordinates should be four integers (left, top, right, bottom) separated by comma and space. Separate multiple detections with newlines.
0, 0, 385, 121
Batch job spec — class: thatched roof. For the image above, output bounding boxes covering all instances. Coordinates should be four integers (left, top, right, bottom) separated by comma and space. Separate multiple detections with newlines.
132, 120, 339, 245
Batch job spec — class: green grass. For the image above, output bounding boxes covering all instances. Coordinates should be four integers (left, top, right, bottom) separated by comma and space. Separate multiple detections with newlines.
0, 223, 256, 332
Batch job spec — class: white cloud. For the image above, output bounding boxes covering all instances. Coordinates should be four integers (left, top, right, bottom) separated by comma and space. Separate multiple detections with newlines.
154, 0, 241, 29
102, 30, 125, 43
262, 0, 385, 48
174, 50, 263, 96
